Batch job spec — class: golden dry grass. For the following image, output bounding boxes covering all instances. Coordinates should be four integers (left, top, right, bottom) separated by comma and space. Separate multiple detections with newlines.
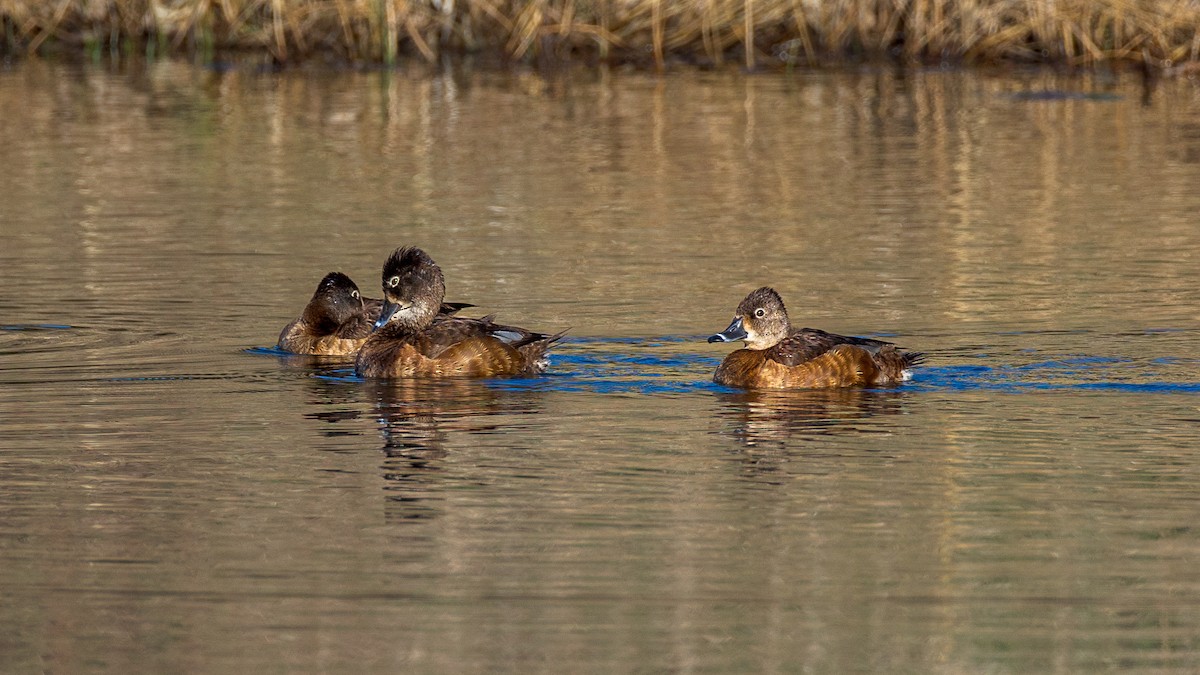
2, 0, 1199, 68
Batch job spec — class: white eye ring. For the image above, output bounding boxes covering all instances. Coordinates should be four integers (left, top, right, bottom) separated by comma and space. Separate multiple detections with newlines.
351, 290, 360, 299
388, 276, 400, 288
754, 308, 766, 318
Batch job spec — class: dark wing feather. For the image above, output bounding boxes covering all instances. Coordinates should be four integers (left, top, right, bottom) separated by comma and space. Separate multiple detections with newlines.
404, 316, 488, 358
794, 328, 895, 354
769, 328, 897, 366
768, 333, 825, 365
481, 319, 550, 349
399, 315, 530, 352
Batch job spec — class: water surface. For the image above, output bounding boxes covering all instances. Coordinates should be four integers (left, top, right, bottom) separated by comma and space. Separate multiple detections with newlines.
3, 61, 1200, 673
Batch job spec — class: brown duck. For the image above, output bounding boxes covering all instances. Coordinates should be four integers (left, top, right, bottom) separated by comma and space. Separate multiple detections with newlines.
355, 247, 564, 378
707, 287, 923, 389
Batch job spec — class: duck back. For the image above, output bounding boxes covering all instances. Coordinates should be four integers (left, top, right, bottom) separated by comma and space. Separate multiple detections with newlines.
356, 316, 564, 379
277, 322, 367, 356
278, 311, 375, 356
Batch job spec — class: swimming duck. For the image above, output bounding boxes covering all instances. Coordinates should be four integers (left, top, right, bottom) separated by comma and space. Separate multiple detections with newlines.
278, 272, 473, 356
707, 287, 923, 389
355, 247, 564, 378
278, 272, 377, 356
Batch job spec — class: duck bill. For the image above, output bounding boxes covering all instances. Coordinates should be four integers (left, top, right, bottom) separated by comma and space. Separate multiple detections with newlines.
708, 317, 748, 343
373, 299, 401, 330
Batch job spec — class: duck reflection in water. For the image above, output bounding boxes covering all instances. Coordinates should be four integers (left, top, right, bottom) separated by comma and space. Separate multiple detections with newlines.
365, 379, 544, 523
300, 372, 374, 431
715, 388, 911, 450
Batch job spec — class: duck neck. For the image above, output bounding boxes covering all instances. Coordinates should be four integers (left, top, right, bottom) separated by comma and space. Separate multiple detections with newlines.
382, 298, 439, 334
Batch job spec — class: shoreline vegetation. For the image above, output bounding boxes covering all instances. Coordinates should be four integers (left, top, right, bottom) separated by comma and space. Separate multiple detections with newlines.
2, 1, 1200, 71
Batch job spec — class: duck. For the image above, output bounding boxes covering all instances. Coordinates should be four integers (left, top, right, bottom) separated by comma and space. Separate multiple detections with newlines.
278, 271, 472, 356
707, 287, 923, 389
354, 246, 565, 378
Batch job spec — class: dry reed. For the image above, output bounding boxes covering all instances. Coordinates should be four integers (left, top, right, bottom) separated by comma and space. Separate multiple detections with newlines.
2, 0, 1199, 68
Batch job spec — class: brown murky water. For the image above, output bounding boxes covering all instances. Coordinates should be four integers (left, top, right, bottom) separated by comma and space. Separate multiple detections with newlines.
3, 60, 1200, 673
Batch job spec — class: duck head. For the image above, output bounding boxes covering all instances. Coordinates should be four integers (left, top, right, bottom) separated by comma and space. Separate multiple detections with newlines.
303, 272, 365, 332
707, 286, 790, 350
374, 247, 446, 332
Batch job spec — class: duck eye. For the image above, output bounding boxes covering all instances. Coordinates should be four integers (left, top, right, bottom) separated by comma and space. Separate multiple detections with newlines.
754, 308, 766, 318
388, 276, 400, 288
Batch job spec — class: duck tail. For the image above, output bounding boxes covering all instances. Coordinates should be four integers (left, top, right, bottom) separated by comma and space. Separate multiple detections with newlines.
875, 345, 924, 383
518, 329, 569, 375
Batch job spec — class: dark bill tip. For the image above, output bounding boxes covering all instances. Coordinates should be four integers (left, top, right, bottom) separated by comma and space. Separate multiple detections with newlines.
708, 317, 747, 343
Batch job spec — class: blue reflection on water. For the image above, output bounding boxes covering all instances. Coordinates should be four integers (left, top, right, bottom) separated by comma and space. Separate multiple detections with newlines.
914, 356, 1200, 393
1, 324, 72, 331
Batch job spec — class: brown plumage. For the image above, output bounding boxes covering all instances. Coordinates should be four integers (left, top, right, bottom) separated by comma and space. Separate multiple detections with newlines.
708, 287, 924, 389
279, 272, 474, 357
355, 247, 565, 379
